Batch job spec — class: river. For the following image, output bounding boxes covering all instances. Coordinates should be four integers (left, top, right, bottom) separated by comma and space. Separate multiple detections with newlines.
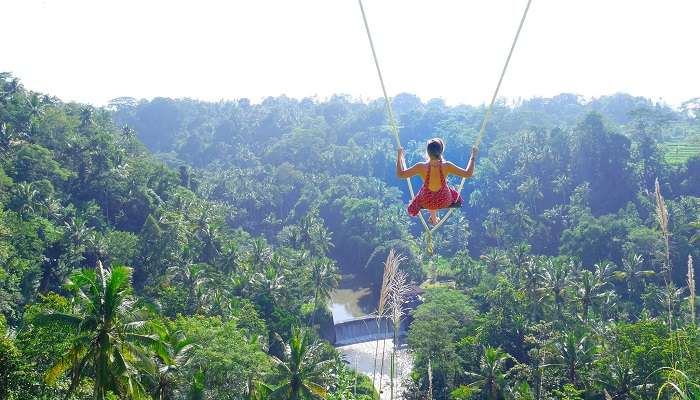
330, 273, 413, 399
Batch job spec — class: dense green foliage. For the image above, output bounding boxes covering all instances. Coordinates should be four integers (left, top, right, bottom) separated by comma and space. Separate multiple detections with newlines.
2, 70, 699, 399
0, 73, 376, 399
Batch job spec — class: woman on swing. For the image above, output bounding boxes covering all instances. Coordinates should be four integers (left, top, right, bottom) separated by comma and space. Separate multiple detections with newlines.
397, 138, 478, 225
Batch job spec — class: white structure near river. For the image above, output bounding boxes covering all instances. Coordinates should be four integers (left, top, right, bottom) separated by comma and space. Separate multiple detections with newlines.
332, 286, 413, 399
337, 339, 413, 400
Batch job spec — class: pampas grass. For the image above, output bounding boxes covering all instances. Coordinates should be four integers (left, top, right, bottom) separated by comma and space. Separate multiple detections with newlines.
688, 255, 696, 327
389, 270, 409, 399
372, 249, 404, 394
428, 358, 434, 400
655, 179, 674, 331
655, 179, 671, 280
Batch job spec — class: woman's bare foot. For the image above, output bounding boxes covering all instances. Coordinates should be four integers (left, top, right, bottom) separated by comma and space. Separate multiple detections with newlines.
429, 213, 440, 225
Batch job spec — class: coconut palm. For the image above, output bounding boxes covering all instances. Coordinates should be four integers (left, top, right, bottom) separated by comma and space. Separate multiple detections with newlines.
297, 210, 334, 257
691, 220, 700, 244
249, 381, 274, 400
657, 282, 686, 325
0, 122, 19, 154
64, 217, 95, 262
575, 270, 608, 322
654, 366, 700, 400
310, 260, 339, 325
594, 350, 649, 399
539, 259, 571, 319
194, 221, 220, 264
269, 327, 331, 399
151, 325, 195, 400
613, 254, 655, 300
517, 176, 544, 211
480, 249, 509, 275
252, 263, 287, 304
166, 262, 214, 312
509, 243, 531, 272
79, 106, 94, 129
15, 181, 40, 217
36, 261, 157, 400
25, 92, 45, 133
249, 237, 272, 272
545, 331, 595, 387
465, 347, 513, 400
594, 262, 616, 288
522, 258, 543, 320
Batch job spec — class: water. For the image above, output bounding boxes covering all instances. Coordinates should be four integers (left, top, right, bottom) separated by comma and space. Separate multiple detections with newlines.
330, 272, 376, 323
337, 339, 413, 400
331, 286, 373, 322
335, 317, 410, 346
331, 274, 413, 399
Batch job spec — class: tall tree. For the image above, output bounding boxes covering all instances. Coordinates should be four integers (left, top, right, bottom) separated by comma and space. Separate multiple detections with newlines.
150, 324, 195, 400
269, 327, 331, 399
464, 347, 513, 400
310, 260, 339, 325
36, 261, 157, 400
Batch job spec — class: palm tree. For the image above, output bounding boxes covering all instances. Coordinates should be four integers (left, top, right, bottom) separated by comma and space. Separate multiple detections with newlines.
249, 381, 274, 400
594, 262, 616, 287
310, 260, 339, 325
539, 259, 571, 319
249, 237, 272, 272
0, 122, 19, 154
657, 282, 686, 324
574, 270, 607, 322
613, 254, 655, 300
1, 75, 22, 105
151, 325, 195, 400
252, 263, 287, 304
509, 243, 531, 273
480, 249, 509, 275
269, 327, 331, 399
194, 221, 220, 264
79, 106, 94, 130
517, 176, 544, 211
36, 261, 157, 400
15, 181, 40, 218
545, 331, 595, 387
522, 258, 543, 320
25, 92, 45, 133
64, 217, 95, 265
594, 350, 647, 399
297, 210, 334, 257
592, 262, 618, 319
166, 262, 214, 313
690, 220, 700, 244
465, 347, 513, 400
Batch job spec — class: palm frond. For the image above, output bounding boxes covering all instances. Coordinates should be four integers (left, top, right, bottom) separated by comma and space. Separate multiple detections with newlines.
34, 312, 83, 329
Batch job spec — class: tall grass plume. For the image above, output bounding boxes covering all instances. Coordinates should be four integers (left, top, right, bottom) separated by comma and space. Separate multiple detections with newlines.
688, 255, 695, 327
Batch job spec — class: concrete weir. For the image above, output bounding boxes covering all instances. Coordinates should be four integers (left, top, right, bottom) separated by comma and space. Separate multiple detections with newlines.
333, 315, 410, 346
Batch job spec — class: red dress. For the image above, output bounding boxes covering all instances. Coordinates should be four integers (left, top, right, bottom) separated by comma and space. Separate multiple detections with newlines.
408, 161, 463, 217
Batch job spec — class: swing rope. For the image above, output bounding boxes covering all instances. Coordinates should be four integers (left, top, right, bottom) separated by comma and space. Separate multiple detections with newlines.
431, 0, 533, 232
357, 0, 433, 244
358, 0, 533, 253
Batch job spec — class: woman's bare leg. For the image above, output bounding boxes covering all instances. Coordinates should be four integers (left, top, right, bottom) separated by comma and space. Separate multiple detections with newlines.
429, 210, 440, 225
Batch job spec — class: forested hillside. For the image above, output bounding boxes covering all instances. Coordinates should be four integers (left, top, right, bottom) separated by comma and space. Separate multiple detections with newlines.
2, 70, 700, 399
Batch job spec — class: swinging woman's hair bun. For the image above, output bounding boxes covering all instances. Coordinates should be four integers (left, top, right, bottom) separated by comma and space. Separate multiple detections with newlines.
426, 138, 444, 159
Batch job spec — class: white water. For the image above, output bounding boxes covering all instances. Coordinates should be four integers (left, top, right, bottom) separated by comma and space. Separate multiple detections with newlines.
337, 339, 413, 400
331, 279, 413, 399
